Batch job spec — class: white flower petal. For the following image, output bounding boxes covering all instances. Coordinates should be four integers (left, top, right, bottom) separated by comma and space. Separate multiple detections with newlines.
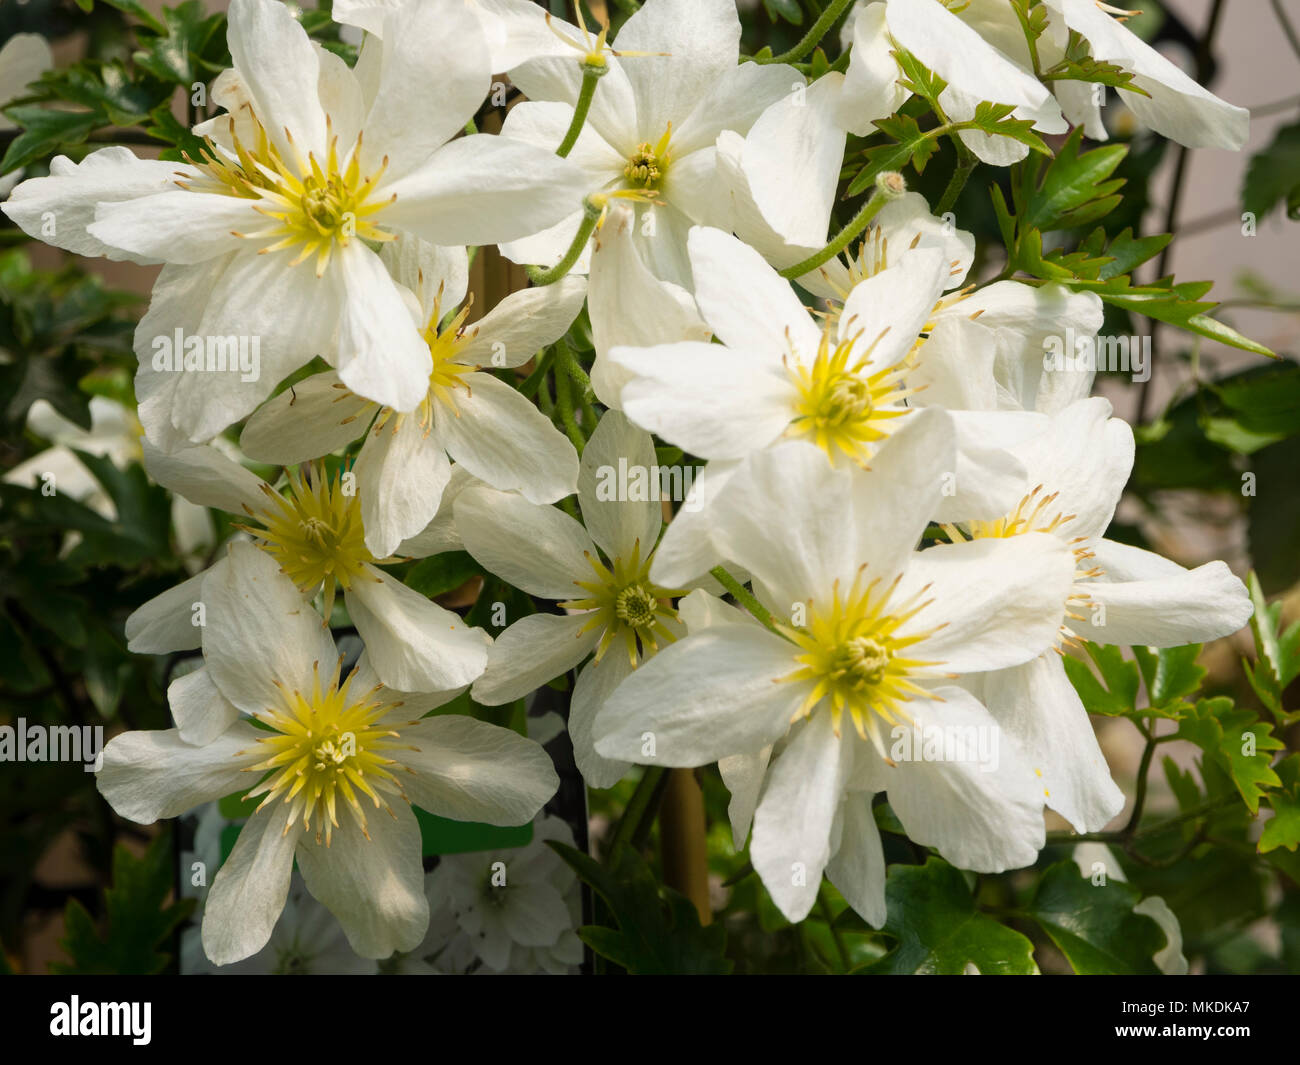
333, 241, 432, 412
435, 373, 579, 505
294, 800, 429, 958
838, 2, 908, 135
894, 533, 1075, 674
883, 686, 1045, 872
1, 148, 183, 264
400, 714, 558, 825
201, 801, 299, 966
169, 666, 242, 747
718, 745, 771, 849
355, 416, 453, 559
614, 341, 794, 461
97, 722, 265, 824
141, 439, 264, 514
457, 275, 587, 368
593, 625, 806, 765
1074, 559, 1251, 648
454, 485, 594, 600
345, 565, 489, 692
577, 409, 661, 564
688, 225, 821, 363
125, 571, 206, 653
382, 135, 583, 246
569, 651, 635, 790
471, 611, 599, 706
227, 0, 327, 159
975, 655, 1124, 834
201, 543, 336, 715
752, 712, 848, 922
240, 371, 375, 466
825, 793, 888, 927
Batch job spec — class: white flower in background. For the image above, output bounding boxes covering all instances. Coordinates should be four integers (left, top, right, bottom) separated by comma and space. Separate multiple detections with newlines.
610, 226, 1039, 586
123, 440, 489, 696
240, 236, 585, 558
949, 397, 1251, 832
838, 0, 1067, 165
1072, 842, 1188, 974
0, 33, 52, 197
4, 396, 215, 569
333, 0, 581, 74
425, 815, 583, 974
1, 0, 580, 448
1041, 0, 1248, 150
98, 542, 558, 965
593, 422, 1078, 923
498, 0, 800, 288
184, 869, 378, 975
454, 411, 684, 788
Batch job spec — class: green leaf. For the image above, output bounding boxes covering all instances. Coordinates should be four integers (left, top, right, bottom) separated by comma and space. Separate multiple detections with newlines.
1242, 121, 1300, 222
549, 842, 732, 974
1063, 642, 1141, 717
133, 2, 227, 86
1026, 862, 1166, 974
50, 834, 193, 974
1132, 644, 1205, 712
0, 107, 101, 173
1175, 697, 1284, 814
403, 551, 484, 599
761, 0, 804, 26
1242, 570, 1300, 716
1022, 127, 1127, 231
862, 859, 1037, 974
1259, 756, 1300, 854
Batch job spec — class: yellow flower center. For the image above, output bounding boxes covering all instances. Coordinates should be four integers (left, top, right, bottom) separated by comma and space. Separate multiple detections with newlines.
623, 125, 672, 192
245, 465, 374, 616
243, 661, 406, 845
777, 567, 944, 755
786, 325, 917, 466
559, 539, 683, 668
179, 117, 396, 276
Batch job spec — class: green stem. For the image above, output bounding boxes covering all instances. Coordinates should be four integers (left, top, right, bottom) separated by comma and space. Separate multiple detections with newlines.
935, 146, 977, 216
518, 349, 554, 399
526, 198, 602, 286
610, 766, 668, 854
757, 0, 855, 65
709, 565, 785, 636
553, 364, 587, 455
557, 63, 606, 158
777, 176, 904, 279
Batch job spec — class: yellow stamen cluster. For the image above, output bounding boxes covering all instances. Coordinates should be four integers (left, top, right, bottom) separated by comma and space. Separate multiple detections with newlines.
785, 324, 918, 466
776, 567, 945, 756
241, 659, 408, 846
624, 124, 673, 192
243, 465, 375, 617
180, 114, 395, 276
941, 485, 1105, 646
559, 539, 682, 668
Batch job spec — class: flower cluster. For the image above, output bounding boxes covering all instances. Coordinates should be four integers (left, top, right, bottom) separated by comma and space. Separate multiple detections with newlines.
3, 0, 1255, 965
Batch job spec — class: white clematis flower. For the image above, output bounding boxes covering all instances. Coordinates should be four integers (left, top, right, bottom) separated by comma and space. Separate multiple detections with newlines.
609, 226, 1040, 585
949, 397, 1252, 832
2, 0, 580, 448
838, 0, 1068, 165
1041, 0, 1248, 150
0, 33, 53, 197
241, 235, 586, 558
124, 440, 490, 696
98, 542, 558, 965
498, 0, 801, 288
4, 396, 217, 570
425, 814, 583, 974
454, 411, 686, 789
592, 419, 1078, 923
